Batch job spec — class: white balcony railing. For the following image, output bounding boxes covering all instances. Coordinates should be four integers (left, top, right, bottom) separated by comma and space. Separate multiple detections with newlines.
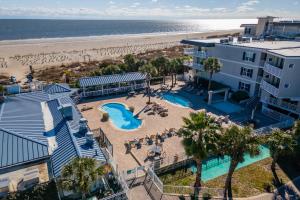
183, 48, 195, 56
183, 61, 203, 71
194, 51, 207, 59
183, 48, 207, 59
261, 80, 279, 97
261, 95, 300, 113
264, 63, 283, 78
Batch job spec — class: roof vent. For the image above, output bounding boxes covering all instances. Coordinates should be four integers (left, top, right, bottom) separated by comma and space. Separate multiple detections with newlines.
79, 118, 88, 136
58, 104, 73, 120
85, 131, 94, 146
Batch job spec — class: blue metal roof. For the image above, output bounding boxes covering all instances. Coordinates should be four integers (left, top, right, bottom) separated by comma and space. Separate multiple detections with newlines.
48, 98, 106, 177
43, 83, 71, 94
0, 93, 49, 144
0, 88, 106, 177
47, 99, 79, 177
79, 72, 146, 88
0, 128, 49, 170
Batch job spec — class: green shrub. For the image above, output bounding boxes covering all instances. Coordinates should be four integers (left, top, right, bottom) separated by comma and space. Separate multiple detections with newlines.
179, 195, 185, 200
102, 113, 109, 122
231, 90, 249, 102
129, 106, 135, 113
202, 192, 212, 200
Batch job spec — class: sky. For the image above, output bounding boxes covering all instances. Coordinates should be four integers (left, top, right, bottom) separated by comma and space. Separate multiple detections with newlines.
0, 0, 299, 20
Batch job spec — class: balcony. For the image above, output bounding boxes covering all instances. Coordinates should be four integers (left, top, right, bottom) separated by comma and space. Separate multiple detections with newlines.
183, 48, 207, 59
183, 61, 204, 71
264, 63, 283, 78
261, 80, 279, 97
261, 96, 300, 113
183, 48, 195, 56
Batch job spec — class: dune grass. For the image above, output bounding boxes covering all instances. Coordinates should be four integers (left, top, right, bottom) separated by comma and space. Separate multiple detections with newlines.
159, 158, 300, 197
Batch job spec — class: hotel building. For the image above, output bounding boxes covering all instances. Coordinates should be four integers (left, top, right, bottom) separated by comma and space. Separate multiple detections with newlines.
181, 39, 300, 120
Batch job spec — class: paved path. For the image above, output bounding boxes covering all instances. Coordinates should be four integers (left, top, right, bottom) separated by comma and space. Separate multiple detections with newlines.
129, 185, 152, 200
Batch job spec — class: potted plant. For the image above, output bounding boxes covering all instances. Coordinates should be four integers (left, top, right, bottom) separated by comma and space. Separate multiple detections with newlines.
102, 113, 109, 122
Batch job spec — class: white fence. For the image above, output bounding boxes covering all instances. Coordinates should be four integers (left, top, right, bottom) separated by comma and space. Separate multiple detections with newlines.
145, 168, 224, 199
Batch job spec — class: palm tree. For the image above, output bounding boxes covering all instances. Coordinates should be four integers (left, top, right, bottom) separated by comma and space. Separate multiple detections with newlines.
60, 157, 111, 200
203, 57, 222, 91
139, 63, 158, 77
178, 112, 221, 196
293, 120, 300, 153
0, 85, 5, 96
139, 63, 157, 104
220, 125, 260, 199
63, 70, 73, 84
101, 64, 121, 75
267, 129, 296, 186
124, 54, 136, 72
151, 56, 169, 85
169, 59, 183, 87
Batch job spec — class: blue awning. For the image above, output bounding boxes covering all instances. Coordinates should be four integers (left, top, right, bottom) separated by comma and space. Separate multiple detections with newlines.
79, 72, 146, 88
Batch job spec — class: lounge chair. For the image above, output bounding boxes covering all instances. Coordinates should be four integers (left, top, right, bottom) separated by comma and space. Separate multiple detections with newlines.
144, 105, 152, 113
223, 115, 230, 123
124, 142, 131, 153
161, 132, 168, 139
136, 138, 143, 149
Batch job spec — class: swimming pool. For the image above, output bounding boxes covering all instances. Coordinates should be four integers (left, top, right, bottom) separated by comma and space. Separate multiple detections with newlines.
190, 145, 270, 182
212, 101, 242, 114
100, 103, 142, 131
162, 93, 191, 108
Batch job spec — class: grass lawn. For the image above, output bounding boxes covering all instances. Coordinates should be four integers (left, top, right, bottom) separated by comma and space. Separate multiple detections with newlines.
159, 158, 300, 198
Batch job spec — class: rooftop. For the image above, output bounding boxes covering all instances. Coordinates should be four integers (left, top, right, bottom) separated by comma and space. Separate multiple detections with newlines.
79, 72, 147, 88
0, 85, 106, 176
229, 40, 300, 50
181, 38, 300, 57
0, 128, 49, 170
268, 47, 300, 57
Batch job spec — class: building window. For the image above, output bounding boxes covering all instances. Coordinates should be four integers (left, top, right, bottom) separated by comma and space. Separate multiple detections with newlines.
240, 67, 253, 78
289, 64, 294, 68
242, 51, 256, 62
284, 84, 290, 88
238, 82, 251, 92
244, 27, 251, 34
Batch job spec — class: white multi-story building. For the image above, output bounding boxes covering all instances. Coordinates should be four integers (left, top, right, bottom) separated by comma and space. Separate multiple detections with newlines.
241, 16, 300, 38
181, 38, 300, 120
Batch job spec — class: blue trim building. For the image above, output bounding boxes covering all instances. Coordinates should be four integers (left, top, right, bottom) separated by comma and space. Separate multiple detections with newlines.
0, 85, 106, 178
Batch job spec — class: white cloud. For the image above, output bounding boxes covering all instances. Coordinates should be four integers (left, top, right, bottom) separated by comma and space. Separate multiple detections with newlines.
151, 0, 158, 2
213, 7, 227, 12
236, 0, 260, 12
130, 2, 141, 8
0, 0, 299, 19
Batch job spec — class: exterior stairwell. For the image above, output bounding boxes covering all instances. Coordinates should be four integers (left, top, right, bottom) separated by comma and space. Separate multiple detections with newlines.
245, 96, 260, 111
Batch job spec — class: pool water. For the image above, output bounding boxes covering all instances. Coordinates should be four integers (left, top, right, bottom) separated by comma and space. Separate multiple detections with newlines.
212, 101, 242, 114
101, 103, 142, 131
190, 145, 270, 182
162, 93, 191, 108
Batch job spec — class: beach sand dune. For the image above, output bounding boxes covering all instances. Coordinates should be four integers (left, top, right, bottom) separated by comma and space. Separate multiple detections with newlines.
0, 30, 240, 81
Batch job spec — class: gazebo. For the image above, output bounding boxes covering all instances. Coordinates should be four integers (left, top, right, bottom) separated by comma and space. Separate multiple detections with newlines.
79, 72, 147, 97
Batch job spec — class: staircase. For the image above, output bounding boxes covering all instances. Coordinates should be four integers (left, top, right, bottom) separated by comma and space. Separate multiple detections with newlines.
245, 96, 260, 111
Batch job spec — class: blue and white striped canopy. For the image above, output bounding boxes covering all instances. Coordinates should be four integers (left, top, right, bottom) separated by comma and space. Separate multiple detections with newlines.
79, 72, 147, 88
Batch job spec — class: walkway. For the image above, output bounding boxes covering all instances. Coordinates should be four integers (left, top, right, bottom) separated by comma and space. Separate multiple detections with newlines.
130, 185, 152, 200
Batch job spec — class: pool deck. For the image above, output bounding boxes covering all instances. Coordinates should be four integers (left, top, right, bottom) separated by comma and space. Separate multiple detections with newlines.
77, 80, 277, 172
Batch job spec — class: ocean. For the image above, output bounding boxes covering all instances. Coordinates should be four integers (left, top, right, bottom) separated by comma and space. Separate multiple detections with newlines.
0, 19, 257, 41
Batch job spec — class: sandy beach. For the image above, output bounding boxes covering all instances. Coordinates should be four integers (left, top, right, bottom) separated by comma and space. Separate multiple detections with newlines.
0, 30, 240, 81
